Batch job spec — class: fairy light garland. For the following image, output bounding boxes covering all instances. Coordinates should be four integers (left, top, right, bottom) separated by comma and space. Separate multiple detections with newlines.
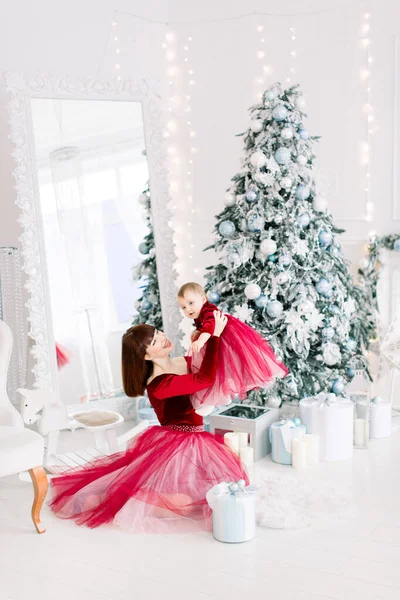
361, 11, 375, 222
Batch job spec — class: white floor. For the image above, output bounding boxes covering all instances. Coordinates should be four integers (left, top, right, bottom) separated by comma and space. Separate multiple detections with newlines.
1, 420, 399, 600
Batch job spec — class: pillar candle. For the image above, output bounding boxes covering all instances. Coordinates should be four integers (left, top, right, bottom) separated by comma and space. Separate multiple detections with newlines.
354, 418, 367, 447
292, 438, 307, 469
224, 432, 239, 454
239, 446, 254, 466
304, 434, 319, 465
236, 432, 249, 448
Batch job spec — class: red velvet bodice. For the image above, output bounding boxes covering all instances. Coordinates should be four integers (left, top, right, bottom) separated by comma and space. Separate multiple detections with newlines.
194, 301, 218, 335
146, 336, 220, 427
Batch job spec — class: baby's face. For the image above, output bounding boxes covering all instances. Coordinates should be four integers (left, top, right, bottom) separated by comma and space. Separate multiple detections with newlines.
178, 291, 206, 320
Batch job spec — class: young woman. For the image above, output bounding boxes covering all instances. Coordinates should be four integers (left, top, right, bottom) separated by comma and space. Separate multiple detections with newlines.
50, 311, 248, 533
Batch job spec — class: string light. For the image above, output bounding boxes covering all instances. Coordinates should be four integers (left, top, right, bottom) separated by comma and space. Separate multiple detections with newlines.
360, 11, 375, 222
112, 20, 122, 80
254, 22, 271, 101
287, 26, 296, 84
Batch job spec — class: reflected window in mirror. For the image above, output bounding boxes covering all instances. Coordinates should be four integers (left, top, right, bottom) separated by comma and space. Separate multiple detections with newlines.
31, 98, 150, 404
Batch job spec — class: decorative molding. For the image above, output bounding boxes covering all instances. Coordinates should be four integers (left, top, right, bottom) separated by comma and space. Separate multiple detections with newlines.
5, 72, 183, 397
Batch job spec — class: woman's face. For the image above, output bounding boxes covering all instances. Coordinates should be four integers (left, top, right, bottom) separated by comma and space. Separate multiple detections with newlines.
145, 329, 173, 360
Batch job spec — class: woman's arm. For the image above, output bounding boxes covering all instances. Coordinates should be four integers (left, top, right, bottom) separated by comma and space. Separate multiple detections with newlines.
151, 336, 220, 399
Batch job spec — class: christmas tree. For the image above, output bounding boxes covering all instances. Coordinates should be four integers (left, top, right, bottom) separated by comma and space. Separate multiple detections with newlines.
204, 83, 371, 406
132, 184, 163, 329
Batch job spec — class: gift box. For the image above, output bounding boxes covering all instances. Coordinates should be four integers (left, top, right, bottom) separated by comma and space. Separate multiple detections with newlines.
269, 419, 306, 465
299, 394, 353, 461
357, 396, 392, 439
209, 404, 280, 461
206, 480, 256, 543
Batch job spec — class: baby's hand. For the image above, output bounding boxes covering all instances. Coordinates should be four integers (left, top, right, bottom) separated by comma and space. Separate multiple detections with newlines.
190, 340, 205, 353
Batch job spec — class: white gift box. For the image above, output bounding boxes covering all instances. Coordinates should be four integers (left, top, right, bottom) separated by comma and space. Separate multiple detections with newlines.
299, 395, 353, 461
206, 480, 256, 543
357, 397, 392, 439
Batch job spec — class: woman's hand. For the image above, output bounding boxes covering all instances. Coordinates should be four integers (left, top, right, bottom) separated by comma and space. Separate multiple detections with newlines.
213, 310, 228, 337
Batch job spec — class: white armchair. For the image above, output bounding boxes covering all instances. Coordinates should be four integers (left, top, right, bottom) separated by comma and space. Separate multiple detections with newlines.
0, 319, 48, 533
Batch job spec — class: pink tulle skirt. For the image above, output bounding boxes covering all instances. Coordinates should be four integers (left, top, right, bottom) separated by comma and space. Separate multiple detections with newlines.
49, 425, 248, 533
191, 316, 288, 408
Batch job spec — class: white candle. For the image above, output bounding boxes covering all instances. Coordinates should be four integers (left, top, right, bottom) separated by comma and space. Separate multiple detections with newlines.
354, 418, 367, 447
304, 434, 319, 465
224, 432, 239, 454
236, 432, 249, 448
239, 446, 254, 466
292, 438, 307, 469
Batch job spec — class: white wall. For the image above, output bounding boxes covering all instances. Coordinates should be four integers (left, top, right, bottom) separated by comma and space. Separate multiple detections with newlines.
1, 0, 399, 337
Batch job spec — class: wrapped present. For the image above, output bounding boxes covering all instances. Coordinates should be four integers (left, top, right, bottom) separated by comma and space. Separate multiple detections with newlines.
269, 419, 306, 465
358, 396, 391, 439
206, 480, 257, 543
299, 395, 353, 461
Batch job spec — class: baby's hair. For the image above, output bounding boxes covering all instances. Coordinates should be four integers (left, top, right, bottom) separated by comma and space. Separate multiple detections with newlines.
177, 282, 205, 298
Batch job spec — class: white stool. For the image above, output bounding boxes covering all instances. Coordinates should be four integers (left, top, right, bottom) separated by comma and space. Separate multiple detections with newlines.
71, 409, 124, 454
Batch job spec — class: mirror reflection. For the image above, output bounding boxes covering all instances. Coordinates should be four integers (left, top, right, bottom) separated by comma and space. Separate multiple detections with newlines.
31, 98, 149, 405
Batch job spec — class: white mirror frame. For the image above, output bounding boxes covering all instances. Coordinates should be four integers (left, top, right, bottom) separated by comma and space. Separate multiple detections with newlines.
5, 72, 182, 395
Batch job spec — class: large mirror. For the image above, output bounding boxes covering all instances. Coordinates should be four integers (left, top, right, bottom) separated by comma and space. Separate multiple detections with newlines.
6, 75, 181, 408
31, 98, 149, 405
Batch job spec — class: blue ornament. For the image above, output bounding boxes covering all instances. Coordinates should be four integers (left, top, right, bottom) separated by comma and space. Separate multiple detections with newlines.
141, 298, 152, 311
255, 294, 268, 308
268, 253, 277, 263
266, 300, 283, 318
329, 245, 340, 258
322, 326, 335, 339
331, 379, 345, 395
229, 482, 239, 493
296, 213, 310, 228
394, 238, 400, 251
245, 189, 258, 203
345, 338, 357, 352
315, 278, 332, 297
292, 417, 301, 427
265, 89, 276, 102
207, 291, 221, 304
298, 128, 309, 140
138, 242, 150, 255
279, 254, 292, 267
318, 230, 333, 247
347, 367, 355, 379
329, 304, 341, 314
247, 213, 264, 232
274, 147, 291, 165
219, 220, 236, 238
295, 185, 310, 201
271, 105, 288, 121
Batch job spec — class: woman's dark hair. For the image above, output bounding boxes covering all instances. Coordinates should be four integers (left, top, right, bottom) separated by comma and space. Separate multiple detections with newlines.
122, 324, 155, 396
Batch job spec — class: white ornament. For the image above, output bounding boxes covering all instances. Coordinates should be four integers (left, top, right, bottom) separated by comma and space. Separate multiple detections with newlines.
224, 192, 236, 207
138, 193, 148, 205
260, 239, 277, 256
322, 343, 341, 366
250, 151, 267, 168
267, 395, 281, 408
297, 155, 307, 166
281, 176, 292, 190
250, 119, 263, 133
298, 300, 313, 315
313, 195, 328, 212
281, 127, 293, 140
245, 283, 262, 300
